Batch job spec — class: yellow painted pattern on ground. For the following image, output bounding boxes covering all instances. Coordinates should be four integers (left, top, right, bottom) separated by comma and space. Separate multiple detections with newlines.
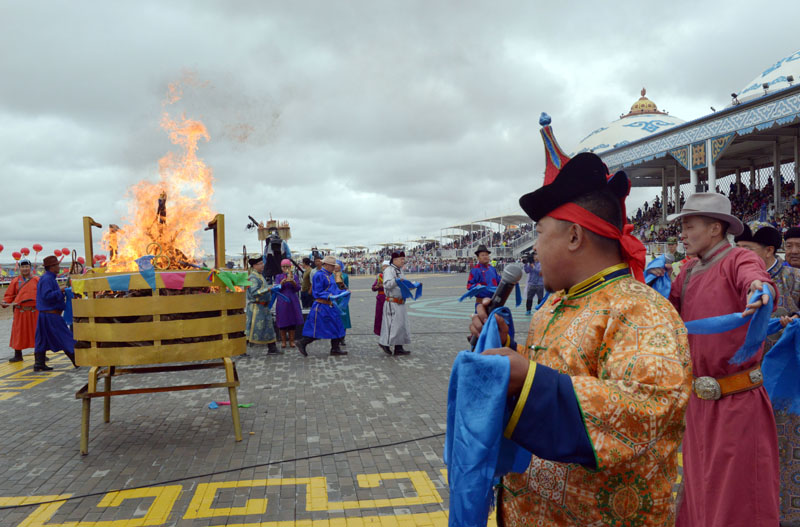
0, 355, 69, 400
0, 471, 503, 527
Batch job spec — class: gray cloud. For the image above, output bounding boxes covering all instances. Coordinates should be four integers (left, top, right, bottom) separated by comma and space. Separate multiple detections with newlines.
2, 0, 799, 261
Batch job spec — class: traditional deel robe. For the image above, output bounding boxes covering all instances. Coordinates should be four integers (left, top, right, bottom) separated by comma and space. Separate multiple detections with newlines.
466, 263, 500, 298
245, 271, 277, 345
274, 272, 304, 329
670, 240, 780, 527
302, 268, 345, 340
380, 264, 411, 346
35, 271, 74, 355
500, 264, 691, 526
371, 273, 386, 336
4, 274, 39, 350
763, 255, 800, 525
338, 272, 352, 330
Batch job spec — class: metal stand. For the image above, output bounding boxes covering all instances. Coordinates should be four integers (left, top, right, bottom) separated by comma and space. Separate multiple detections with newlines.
75, 357, 241, 455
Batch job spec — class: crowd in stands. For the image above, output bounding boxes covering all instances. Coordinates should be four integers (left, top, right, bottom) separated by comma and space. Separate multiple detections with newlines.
630, 177, 800, 243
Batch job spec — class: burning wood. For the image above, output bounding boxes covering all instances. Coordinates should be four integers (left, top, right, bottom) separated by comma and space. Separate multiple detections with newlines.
102, 85, 215, 272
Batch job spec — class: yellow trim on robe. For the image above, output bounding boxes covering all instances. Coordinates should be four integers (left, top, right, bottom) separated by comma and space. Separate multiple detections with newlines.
566, 263, 628, 298
504, 361, 537, 438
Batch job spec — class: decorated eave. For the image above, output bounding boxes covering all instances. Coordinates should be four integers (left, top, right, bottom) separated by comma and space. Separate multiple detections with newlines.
599, 83, 800, 187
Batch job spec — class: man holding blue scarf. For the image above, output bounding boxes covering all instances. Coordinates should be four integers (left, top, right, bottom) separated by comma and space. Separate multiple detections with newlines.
297, 255, 346, 357
466, 245, 499, 307
467, 116, 691, 526
379, 251, 411, 356
666, 192, 780, 527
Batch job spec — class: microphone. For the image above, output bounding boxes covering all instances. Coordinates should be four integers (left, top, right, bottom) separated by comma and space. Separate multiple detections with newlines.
470, 263, 525, 351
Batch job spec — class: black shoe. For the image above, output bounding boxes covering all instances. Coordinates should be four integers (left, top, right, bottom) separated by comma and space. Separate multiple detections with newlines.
267, 343, 283, 355
394, 346, 410, 355
379, 344, 392, 355
8, 351, 23, 363
297, 339, 309, 357
330, 349, 347, 356
33, 363, 54, 372
340, 338, 347, 347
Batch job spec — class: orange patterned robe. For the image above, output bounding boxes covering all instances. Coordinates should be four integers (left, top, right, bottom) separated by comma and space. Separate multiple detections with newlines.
499, 264, 691, 526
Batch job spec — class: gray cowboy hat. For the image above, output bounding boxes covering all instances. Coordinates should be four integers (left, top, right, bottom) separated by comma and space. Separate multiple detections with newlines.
666, 192, 744, 236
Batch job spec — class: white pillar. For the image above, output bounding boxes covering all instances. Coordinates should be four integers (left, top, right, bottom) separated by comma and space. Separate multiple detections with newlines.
661, 168, 668, 223
774, 140, 781, 215
673, 165, 681, 213
706, 138, 716, 193
794, 135, 799, 195
688, 145, 699, 193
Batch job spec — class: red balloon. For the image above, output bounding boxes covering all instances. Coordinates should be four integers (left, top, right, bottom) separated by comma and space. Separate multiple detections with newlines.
62, 247, 70, 255
12, 252, 21, 261
0, 244, 4, 253
54, 249, 62, 257
77, 256, 85, 264
32, 243, 42, 252
20, 247, 30, 256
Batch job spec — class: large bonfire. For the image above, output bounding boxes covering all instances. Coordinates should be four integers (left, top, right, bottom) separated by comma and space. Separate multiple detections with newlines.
103, 82, 215, 272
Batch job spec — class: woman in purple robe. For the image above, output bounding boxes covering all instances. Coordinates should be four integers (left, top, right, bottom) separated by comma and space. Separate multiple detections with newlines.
275, 260, 304, 348
371, 261, 389, 336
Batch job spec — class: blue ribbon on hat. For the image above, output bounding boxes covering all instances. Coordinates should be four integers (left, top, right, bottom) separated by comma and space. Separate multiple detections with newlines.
398, 279, 423, 300
644, 255, 671, 298
684, 285, 773, 365
458, 284, 522, 307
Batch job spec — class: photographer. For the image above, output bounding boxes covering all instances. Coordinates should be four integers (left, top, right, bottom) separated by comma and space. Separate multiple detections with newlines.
523, 252, 543, 315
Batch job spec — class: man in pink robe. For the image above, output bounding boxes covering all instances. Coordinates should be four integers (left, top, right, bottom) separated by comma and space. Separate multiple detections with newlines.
666, 193, 780, 526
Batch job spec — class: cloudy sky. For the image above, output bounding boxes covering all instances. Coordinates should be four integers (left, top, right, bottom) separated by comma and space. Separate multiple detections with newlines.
2, 1, 799, 262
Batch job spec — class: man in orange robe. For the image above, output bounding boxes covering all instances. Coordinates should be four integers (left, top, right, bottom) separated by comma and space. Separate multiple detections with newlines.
468, 116, 691, 525
1, 259, 39, 362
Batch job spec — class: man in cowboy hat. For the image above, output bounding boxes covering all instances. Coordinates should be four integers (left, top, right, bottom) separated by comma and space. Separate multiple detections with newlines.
468, 115, 690, 525
296, 254, 346, 357
33, 255, 76, 371
466, 244, 500, 307
2, 259, 39, 363
379, 251, 411, 355
664, 193, 780, 526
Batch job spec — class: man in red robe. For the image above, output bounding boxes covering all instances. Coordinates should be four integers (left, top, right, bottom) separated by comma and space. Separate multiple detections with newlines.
1, 259, 39, 363
667, 193, 780, 526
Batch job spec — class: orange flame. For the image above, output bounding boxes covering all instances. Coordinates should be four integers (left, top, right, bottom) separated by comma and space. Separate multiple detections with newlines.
102, 88, 215, 271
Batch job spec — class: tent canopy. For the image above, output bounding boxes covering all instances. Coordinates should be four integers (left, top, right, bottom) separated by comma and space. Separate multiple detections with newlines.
477, 215, 532, 226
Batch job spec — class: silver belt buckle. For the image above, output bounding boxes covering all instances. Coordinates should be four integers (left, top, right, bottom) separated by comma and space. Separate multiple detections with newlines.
693, 376, 721, 400
749, 368, 763, 385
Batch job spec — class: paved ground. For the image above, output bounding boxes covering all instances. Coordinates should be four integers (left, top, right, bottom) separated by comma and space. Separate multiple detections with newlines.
0, 273, 532, 526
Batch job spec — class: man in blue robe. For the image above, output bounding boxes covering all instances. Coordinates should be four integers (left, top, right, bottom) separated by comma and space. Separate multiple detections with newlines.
296, 255, 346, 357
466, 245, 500, 307
34, 255, 76, 371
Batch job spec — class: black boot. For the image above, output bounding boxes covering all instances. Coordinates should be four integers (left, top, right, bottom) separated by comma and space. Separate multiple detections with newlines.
66, 351, 78, 368
340, 337, 347, 347
394, 346, 410, 355
33, 353, 53, 372
330, 338, 347, 356
8, 350, 23, 363
296, 337, 312, 357
267, 342, 283, 355
378, 344, 392, 355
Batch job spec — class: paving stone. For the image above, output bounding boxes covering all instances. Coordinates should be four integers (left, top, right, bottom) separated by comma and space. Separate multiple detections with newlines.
0, 274, 524, 525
